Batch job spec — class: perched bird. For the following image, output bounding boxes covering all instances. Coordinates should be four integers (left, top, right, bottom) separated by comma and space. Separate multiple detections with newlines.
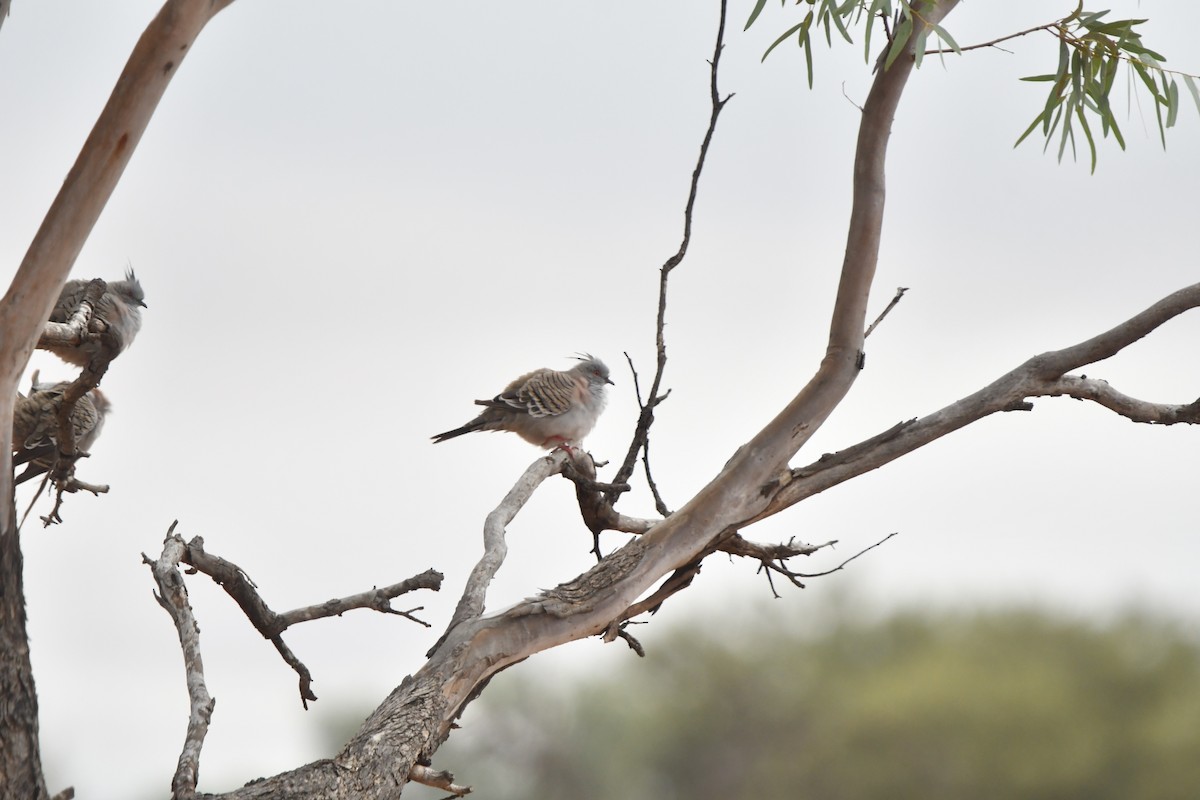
43, 269, 146, 367
12, 375, 110, 484
432, 355, 613, 449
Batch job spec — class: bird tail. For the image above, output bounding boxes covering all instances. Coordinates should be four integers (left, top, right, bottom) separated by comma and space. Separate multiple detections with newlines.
431, 421, 486, 444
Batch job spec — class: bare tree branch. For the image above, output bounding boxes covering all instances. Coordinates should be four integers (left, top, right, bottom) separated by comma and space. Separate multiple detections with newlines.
35, 279, 104, 353
143, 524, 215, 800
750, 282, 1200, 524
562, 447, 656, 559
607, 0, 733, 506
864, 286, 908, 339
149, 531, 441, 709
433, 449, 574, 653
408, 765, 471, 797
1042, 375, 1200, 424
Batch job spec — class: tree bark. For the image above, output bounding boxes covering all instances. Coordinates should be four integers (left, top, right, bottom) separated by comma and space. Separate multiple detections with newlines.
0, 2, 235, 797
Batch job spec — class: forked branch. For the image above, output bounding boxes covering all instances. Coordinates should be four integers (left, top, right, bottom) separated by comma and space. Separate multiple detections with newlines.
146, 527, 441, 712
143, 524, 214, 800
750, 282, 1200, 524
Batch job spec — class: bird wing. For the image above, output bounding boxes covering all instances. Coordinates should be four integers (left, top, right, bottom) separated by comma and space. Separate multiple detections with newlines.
479, 368, 582, 419
48, 281, 88, 324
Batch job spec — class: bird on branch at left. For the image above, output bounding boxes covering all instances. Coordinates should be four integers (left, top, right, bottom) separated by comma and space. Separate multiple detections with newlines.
42, 269, 146, 367
432, 355, 613, 450
12, 375, 110, 485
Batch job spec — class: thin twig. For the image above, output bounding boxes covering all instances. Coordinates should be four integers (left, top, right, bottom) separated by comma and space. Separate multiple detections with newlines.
925, 20, 1056, 55
270, 635, 318, 710
864, 286, 908, 339
787, 532, 898, 578
409, 765, 472, 797
607, 0, 732, 505
640, 435, 672, 518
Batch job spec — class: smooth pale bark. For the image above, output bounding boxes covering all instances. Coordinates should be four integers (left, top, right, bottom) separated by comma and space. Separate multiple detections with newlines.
0, 3, 234, 798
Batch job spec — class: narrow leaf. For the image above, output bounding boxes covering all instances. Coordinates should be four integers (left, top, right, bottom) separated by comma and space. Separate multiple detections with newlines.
1015, 108, 1051, 148
1044, 103, 1065, 153
1130, 60, 1163, 101
804, 26, 815, 88
1153, 86, 1166, 148
1055, 37, 1070, 83
1074, 103, 1098, 173
1182, 75, 1200, 119
745, 0, 769, 31
1107, 109, 1126, 150
762, 18, 807, 62
883, 14, 913, 72
1056, 98, 1075, 162
930, 22, 961, 54
828, 0, 854, 44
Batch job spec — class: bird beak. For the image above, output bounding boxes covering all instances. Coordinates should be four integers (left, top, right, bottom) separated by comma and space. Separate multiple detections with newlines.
606, 377, 615, 386
137, 299, 148, 308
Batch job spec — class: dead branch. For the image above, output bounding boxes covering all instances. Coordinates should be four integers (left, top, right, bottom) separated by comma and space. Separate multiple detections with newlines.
37, 475, 112, 528
430, 448, 575, 655
408, 765, 471, 797
751, 281, 1200, 524
1042, 375, 1200, 424
142, 524, 214, 800
742, 533, 891, 597
606, 0, 733, 506
170, 532, 441, 707
788, 532, 898, 579
563, 449, 658, 559
864, 286, 908, 339
35, 279, 104, 353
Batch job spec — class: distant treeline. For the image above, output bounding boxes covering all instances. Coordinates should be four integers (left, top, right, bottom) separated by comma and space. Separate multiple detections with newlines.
435, 607, 1200, 800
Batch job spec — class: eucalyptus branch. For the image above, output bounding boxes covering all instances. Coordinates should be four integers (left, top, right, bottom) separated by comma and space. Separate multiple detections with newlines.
607, 0, 732, 505
751, 282, 1200, 525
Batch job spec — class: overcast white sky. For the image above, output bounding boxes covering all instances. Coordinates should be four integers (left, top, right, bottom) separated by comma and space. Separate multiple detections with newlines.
2, 1, 1198, 797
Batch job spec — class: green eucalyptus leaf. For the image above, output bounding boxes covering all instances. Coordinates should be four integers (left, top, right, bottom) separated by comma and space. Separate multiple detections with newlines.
828, 1, 854, 44
745, 0, 770, 31
761, 17, 808, 62
929, 22, 961, 54
1074, 103, 1098, 173
1108, 110, 1126, 149
883, 14, 913, 72
803, 24, 815, 88
1182, 75, 1200, 118
1166, 79, 1180, 127
1015, 107, 1053, 148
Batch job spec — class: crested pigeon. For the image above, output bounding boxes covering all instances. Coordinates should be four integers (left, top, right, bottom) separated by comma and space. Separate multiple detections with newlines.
42, 269, 146, 367
12, 375, 110, 484
433, 355, 613, 449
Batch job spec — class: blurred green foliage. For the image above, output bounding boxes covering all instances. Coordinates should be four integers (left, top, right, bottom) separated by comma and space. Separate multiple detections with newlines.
437, 607, 1200, 799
